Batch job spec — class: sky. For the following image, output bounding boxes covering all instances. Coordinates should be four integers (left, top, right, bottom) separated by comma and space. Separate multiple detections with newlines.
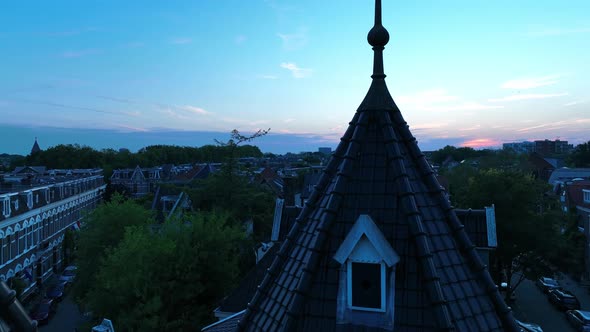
1, 0, 589, 155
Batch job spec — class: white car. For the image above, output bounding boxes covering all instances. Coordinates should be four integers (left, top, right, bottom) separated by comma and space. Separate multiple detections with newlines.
515, 319, 543, 332
58, 265, 77, 284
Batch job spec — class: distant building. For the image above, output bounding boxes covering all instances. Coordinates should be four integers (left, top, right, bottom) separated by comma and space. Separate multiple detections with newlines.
318, 147, 332, 155
534, 139, 573, 156
503, 139, 573, 156
0, 167, 105, 296
502, 141, 535, 154
30, 138, 41, 155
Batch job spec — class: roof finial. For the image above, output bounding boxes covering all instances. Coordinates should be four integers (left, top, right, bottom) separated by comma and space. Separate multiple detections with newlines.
368, 0, 389, 79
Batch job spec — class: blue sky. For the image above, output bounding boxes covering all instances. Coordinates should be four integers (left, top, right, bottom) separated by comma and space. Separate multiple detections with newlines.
1, 0, 589, 155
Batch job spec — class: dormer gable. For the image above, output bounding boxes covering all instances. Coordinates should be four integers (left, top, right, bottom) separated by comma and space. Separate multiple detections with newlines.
334, 214, 399, 267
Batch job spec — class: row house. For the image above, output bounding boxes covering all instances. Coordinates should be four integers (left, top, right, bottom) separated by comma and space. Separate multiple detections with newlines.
0, 168, 105, 295
110, 165, 161, 197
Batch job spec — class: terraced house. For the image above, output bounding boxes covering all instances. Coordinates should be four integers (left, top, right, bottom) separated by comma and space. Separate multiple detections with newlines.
0, 167, 105, 293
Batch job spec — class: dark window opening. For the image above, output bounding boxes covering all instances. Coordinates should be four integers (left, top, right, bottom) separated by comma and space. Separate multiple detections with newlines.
351, 262, 381, 309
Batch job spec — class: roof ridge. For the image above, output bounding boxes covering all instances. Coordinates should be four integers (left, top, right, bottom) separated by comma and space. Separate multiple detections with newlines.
378, 110, 454, 330
237, 113, 363, 330
391, 110, 521, 332
282, 112, 371, 329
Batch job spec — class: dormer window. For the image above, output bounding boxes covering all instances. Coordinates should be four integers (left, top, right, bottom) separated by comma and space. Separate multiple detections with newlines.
334, 215, 399, 329
349, 261, 385, 311
584, 189, 590, 204
2, 197, 10, 217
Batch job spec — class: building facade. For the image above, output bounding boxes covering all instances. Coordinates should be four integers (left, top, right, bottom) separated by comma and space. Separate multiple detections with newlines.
0, 168, 105, 294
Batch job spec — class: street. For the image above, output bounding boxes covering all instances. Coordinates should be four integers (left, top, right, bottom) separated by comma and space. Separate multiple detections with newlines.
511, 273, 590, 331
38, 292, 87, 332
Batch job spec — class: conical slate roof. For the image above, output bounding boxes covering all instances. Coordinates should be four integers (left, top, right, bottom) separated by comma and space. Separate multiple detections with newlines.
236, 2, 520, 331
30, 137, 41, 154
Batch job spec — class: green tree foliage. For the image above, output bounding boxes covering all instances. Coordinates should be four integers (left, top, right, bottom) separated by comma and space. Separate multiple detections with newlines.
430, 145, 491, 165
15, 143, 264, 171
567, 141, 590, 167
74, 194, 154, 304
85, 212, 244, 331
188, 129, 275, 241
450, 168, 562, 296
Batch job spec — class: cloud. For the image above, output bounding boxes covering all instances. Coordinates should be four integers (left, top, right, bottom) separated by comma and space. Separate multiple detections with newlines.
460, 138, 501, 148
96, 95, 136, 104
488, 93, 568, 102
235, 35, 247, 45
257, 74, 278, 80
277, 28, 308, 50
60, 49, 100, 58
564, 100, 586, 107
280, 62, 312, 78
177, 105, 209, 115
516, 118, 590, 133
526, 26, 590, 37
501, 75, 560, 89
13, 98, 123, 115
170, 37, 192, 44
116, 125, 148, 132
397, 89, 459, 104
284, 118, 296, 123
396, 89, 503, 112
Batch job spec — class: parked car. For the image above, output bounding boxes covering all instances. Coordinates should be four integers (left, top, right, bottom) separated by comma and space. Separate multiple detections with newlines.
566, 310, 590, 332
45, 281, 67, 301
59, 265, 77, 284
548, 288, 581, 310
29, 298, 57, 325
536, 277, 560, 293
516, 319, 543, 332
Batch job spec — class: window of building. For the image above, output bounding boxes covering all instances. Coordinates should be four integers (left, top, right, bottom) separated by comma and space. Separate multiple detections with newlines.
26, 191, 33, 209
584, 189, 590, 204
349, 261, 385, 310
1, 236, 8, 264
13, 199, 19, 211
2, 198, 11, 218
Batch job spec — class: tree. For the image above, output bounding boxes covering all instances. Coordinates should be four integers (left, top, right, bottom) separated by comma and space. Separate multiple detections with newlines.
73, 194, 154, 305
188, 129, 275, 241
567, 141, 590, 167
453, 169, 560, 298
84, 212, 245, 331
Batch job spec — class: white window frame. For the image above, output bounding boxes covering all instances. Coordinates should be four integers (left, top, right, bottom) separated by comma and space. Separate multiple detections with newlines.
2, 198, 11, 218
346, 260, 386, 312
26, 191, 33, 209
583, 189, 590, 204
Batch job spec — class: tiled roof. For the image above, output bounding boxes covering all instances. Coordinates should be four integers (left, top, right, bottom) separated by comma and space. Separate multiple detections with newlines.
218, 244, 281, 313
548, 167, 590, 185
234, 1, 519, 330
202, 310, 246, 332
455, 209, 495, 248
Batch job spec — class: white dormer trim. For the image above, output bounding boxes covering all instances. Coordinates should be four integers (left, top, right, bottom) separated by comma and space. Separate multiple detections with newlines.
334, 215, 399, 267
271, 198, 284, 242
334, 215, 398, 329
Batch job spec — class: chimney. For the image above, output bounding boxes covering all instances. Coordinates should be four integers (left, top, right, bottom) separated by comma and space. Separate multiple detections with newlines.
282, 176, 296, 206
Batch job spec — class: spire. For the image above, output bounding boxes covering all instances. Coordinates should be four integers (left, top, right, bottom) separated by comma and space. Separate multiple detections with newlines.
367, 0, 389, 79
30, 137, 41, 155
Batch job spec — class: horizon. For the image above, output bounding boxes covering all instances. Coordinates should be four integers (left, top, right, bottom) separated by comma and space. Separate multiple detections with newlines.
1, 1, 589, 154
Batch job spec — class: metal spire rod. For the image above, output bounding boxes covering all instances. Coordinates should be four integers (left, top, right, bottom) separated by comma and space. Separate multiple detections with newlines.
368, 0, 389, 79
